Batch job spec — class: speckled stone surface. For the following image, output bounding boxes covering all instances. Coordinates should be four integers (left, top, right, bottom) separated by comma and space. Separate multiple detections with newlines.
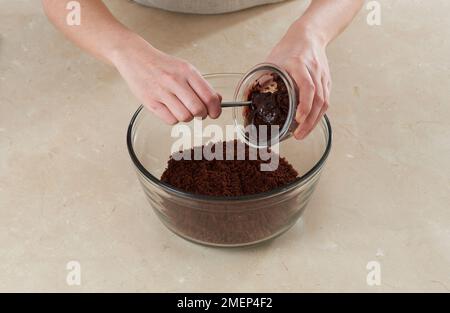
0, 0, 449, 292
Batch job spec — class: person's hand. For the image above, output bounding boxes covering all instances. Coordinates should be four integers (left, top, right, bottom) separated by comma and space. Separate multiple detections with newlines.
111, 36, 221, 124
267, 30, 331, 140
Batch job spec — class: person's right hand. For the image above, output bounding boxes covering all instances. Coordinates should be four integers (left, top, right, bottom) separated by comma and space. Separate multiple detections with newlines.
111, 36, 222, 124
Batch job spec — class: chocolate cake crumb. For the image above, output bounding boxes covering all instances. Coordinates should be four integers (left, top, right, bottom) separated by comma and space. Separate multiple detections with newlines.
161, 140, 298, 197
157, 140, 302, 246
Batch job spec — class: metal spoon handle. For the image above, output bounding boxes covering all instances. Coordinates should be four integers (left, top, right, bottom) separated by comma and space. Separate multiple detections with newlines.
221, 101, 252, 108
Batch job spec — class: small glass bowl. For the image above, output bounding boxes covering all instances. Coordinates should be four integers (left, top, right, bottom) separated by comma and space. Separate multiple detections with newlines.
126, 73, 332, 247
233, 63, 298, 147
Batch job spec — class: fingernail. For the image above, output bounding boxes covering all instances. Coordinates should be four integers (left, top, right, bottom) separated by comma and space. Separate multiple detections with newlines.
300, 114, 308, 124
296, 113, 306, 125
296, 112, 307, 125
211, 110, 221, 120
297, 126, 310, 139
294, 129, 303, 140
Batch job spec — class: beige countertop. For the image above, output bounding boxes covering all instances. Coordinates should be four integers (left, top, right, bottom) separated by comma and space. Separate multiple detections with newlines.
1, 0, 449, 292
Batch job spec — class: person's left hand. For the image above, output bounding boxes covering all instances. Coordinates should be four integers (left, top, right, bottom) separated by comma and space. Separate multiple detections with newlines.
267, 30, 331, 140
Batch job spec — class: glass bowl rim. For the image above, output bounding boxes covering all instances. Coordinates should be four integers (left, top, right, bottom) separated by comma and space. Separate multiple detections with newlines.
126, 73, 332, 203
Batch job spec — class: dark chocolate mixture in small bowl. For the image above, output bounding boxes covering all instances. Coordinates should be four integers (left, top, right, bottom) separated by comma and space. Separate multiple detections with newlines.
233, 63, 298, 147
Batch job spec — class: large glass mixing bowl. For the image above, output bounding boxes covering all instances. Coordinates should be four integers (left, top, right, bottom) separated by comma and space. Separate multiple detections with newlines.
127, 73, 332, 247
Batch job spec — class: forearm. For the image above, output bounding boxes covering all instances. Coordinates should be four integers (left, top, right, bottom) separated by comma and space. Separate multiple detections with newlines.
288, 0, 364, 47
267, 0, 363, 139
42, 0, 150, 65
